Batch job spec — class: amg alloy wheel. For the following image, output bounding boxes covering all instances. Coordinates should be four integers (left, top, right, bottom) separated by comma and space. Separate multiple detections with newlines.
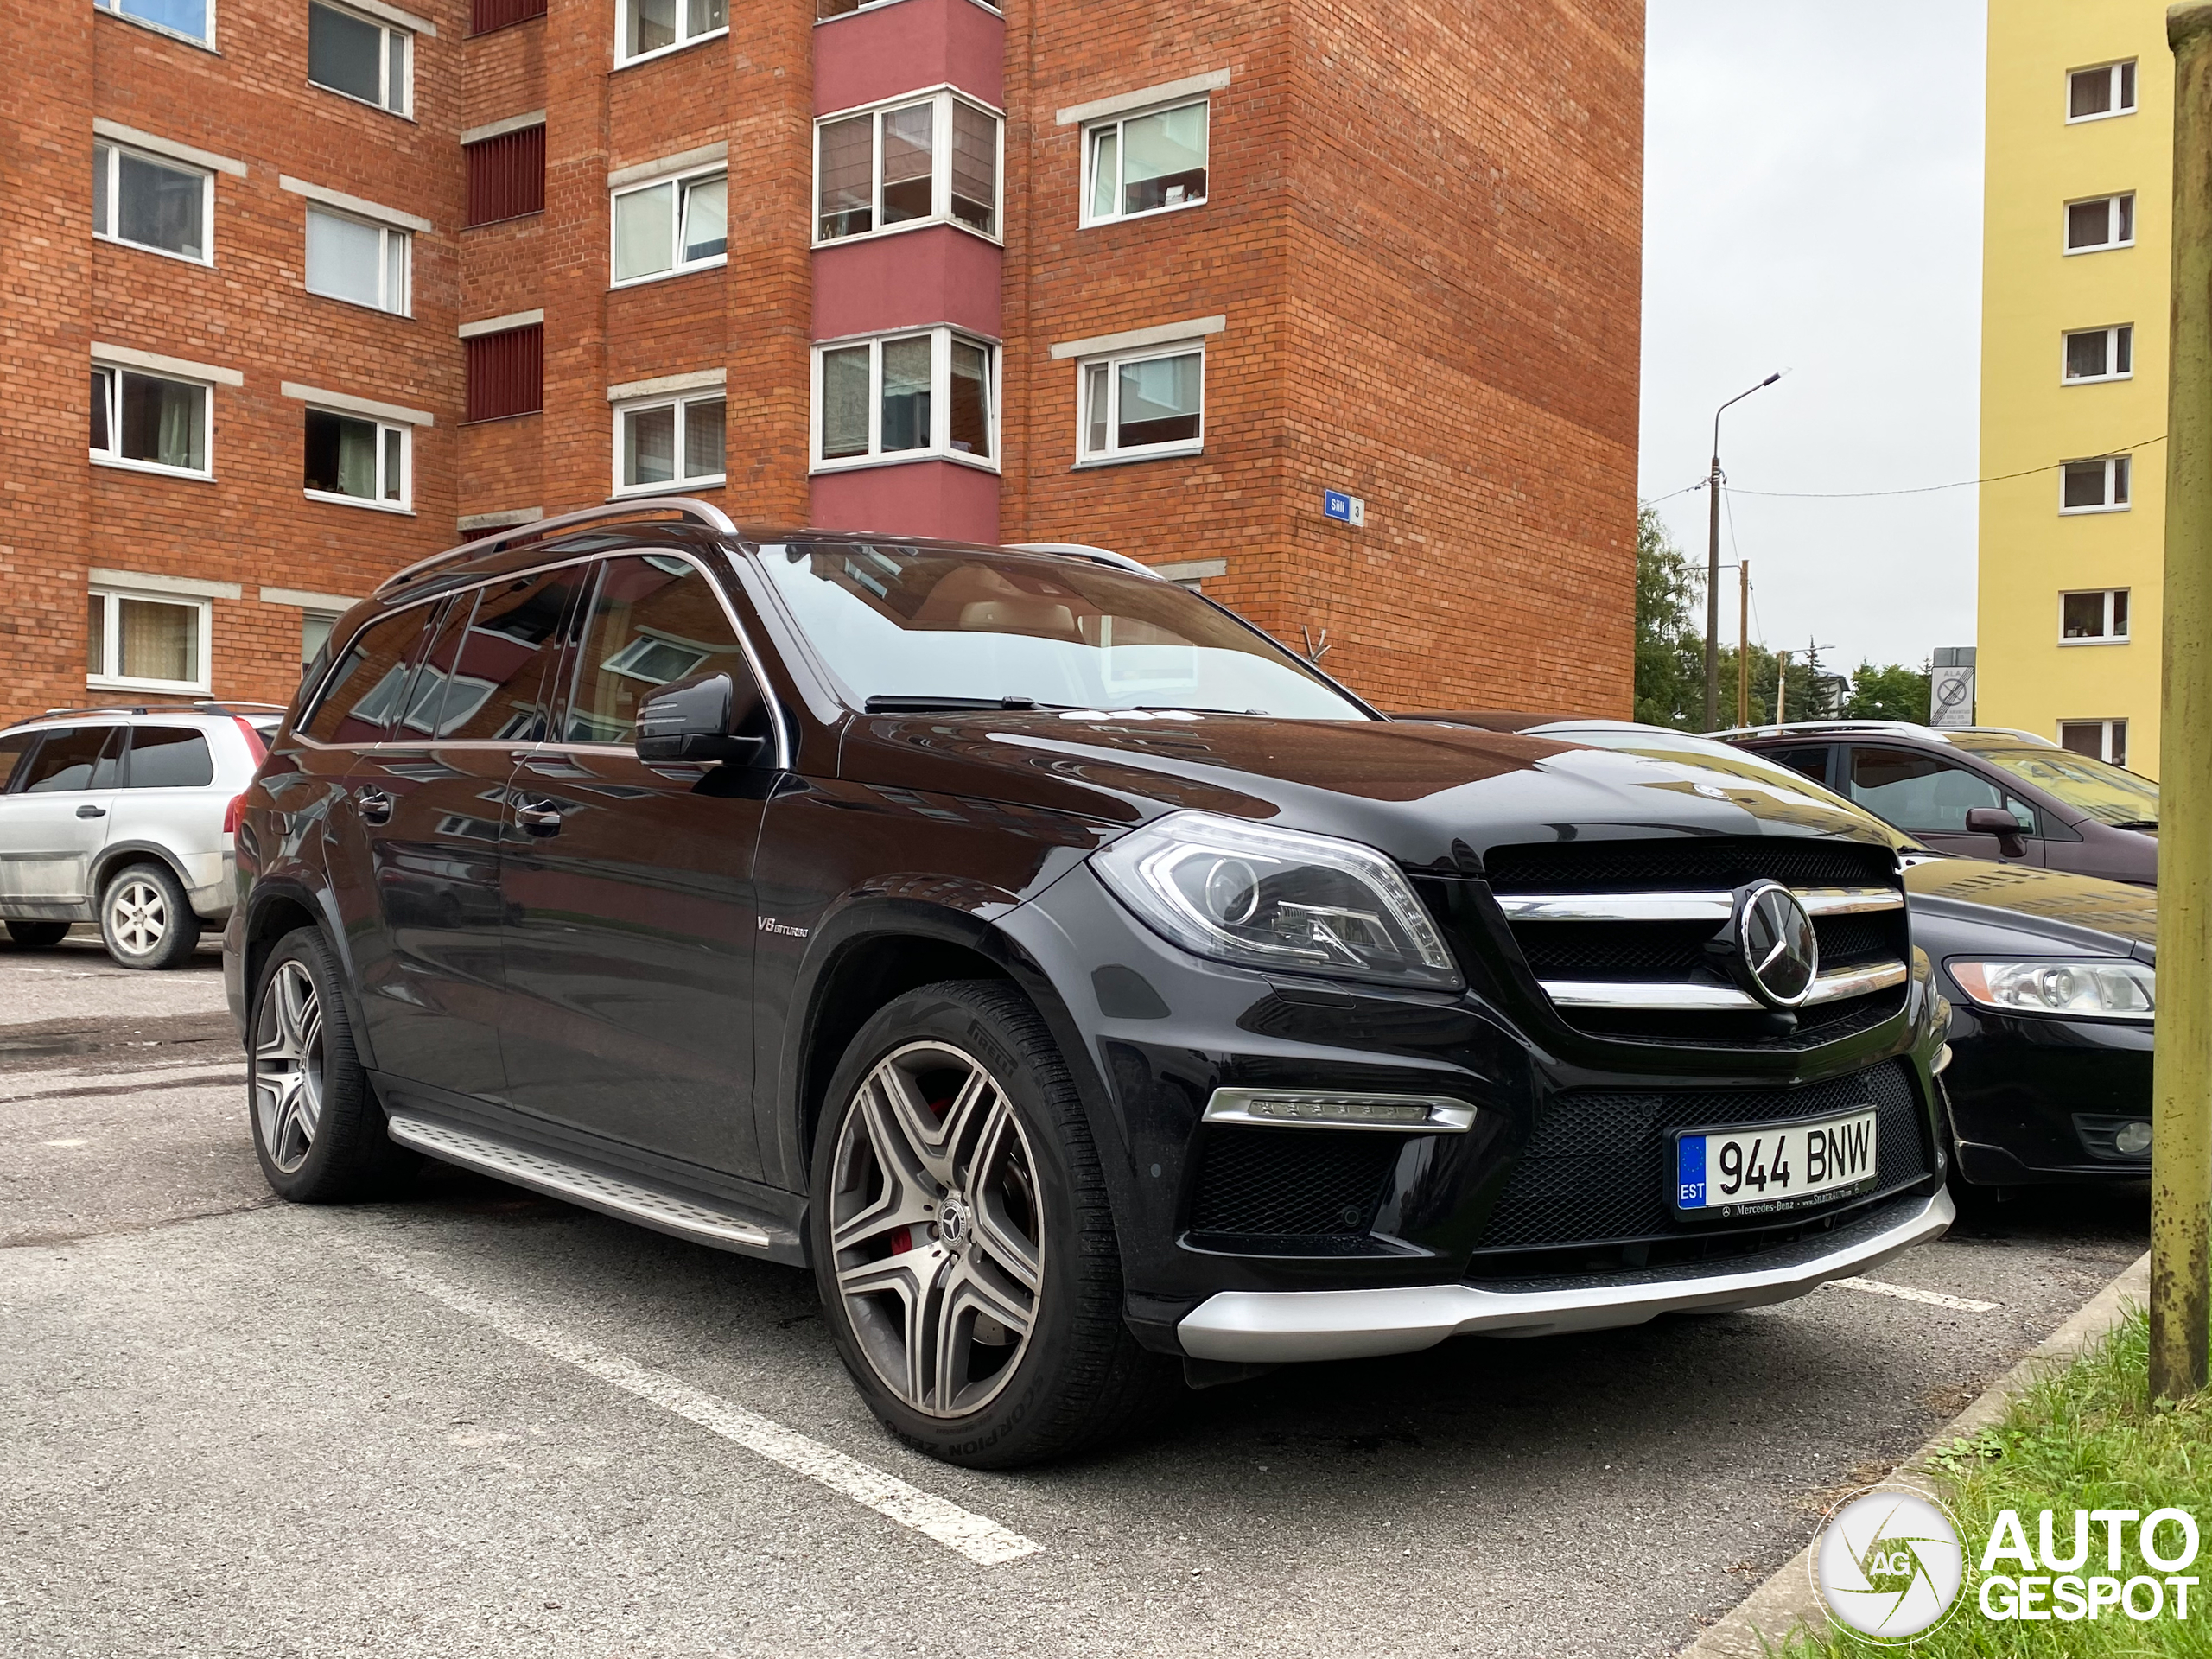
254, 960, 326, 1174
828, 1040, 1044, 1418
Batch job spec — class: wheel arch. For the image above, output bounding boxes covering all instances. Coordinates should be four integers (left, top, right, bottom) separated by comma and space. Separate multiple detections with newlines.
241, 878, 381, 1071
88, 841, 196, 906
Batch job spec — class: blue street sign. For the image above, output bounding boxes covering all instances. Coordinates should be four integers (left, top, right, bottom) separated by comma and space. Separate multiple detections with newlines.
1322, 490, 1366, 527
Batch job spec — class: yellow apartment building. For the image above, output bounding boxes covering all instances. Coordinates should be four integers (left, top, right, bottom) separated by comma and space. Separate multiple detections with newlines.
1979, 1, 2168, 776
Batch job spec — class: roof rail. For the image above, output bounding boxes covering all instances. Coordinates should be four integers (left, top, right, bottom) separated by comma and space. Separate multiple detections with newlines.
375, 496, 741, 597
1003, 541, 1162, 579
37, 703, 156, 719
194, 700, 289, 715
1708, 719, 1945, 741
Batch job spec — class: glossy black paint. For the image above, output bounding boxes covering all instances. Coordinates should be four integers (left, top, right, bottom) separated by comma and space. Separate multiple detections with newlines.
229, 528, 1950, 1354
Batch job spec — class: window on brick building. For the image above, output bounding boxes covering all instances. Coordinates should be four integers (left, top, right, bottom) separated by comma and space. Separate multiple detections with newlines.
470, 0, 545, 33
87, 588, 211, 693
812, 329, 996, 470
618, 0, 727, 64
90, 363, 213, 477
2063, 324, 2132, 383
2060, 454, 2130, 513
95, 0, 210, 46
2068, 60, 2137, 122
1083, 99, 1208, 225
308, 1, 411, 116
466, 124, 545, 226
611, 165, 727, 283
2061, 588, 2130, 643
2059, 720, 2129, 767
615, 391, 727, 493
814, 91, 1001, 244
304, 408, 410, 510
1077, 342, 1205, 463
2065, 193, 2134, 252
93, 141, 213, 263
466, 325, 544, 421
302, 611, 341, 676
306, 204, 410, 314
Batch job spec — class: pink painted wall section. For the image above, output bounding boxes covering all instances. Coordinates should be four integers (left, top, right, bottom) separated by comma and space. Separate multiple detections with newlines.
814, 0, 1005, 113
814, 225, 1002, 339
810, 460, 1001, 543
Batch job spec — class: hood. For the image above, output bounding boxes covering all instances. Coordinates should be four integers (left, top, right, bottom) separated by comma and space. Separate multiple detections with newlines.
1904, 857, 2157, 957
837, 711, 1900, 873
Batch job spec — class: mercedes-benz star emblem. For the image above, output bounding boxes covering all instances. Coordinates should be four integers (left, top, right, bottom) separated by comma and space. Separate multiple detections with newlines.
1733, 880, 1820, 1007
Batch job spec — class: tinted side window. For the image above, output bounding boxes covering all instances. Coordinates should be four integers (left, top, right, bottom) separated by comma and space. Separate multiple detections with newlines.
559, 556, 754, 744
302, 607, 442, 745
437, 566, 591, 742
1761, 744, 1832, 785
20, 728, 123, 793
1847, 747, 2022, 834
0, 734, 34, 792
125, 728, 216, 789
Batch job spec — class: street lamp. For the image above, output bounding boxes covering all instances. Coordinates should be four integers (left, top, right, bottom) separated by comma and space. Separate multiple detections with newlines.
1706, 372, 1783, 730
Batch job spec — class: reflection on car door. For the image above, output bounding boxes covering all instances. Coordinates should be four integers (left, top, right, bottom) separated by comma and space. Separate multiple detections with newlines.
498, 553, 774, 1180
1844, 745, 2044, 864
0, 727, 123, 913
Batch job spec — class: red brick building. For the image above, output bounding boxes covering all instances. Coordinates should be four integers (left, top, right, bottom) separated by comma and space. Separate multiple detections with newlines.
2, 0, 1642, 723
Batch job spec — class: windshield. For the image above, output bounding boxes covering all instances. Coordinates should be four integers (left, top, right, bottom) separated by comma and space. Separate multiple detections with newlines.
1976, 748, 2158, 827
756, 543, 1371, 719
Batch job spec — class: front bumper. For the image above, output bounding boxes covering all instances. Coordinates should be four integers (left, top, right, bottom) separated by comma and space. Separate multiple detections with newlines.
1178, 1186, 1955, 1361
1942, 1002, 2153, 1183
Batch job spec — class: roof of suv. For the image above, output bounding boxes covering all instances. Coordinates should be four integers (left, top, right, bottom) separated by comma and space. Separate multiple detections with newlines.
1709, 719, 2061, 750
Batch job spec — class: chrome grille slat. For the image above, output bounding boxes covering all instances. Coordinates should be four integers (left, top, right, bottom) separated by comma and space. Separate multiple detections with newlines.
1496, 885, 1902, 924
1539, 959, 1909, 1012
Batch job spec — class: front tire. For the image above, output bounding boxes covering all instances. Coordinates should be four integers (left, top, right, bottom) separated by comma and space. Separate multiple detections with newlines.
4, 919, 70, 950
809, 980, 1177, 1468
250, 927, 416, 1201
99, 862, 200, 969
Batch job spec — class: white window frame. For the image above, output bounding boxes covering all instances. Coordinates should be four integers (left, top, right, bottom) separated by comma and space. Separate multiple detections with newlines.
613, 0, 728, 68
2063, 192, 2135, 255
809, 327, 1001, 474
1079, 96, 1211, 228
86, 586, 214, 696
2059, 588, 2131, 645
1074, 340, 1206, 466
93, 140, 215, 265
307, 0, 413, 118
612, 390, 728, 494
89, 359, 216, 480
811, 87, 1004, 247
2062, 324, 2133, 384
2059, 454, 2131, 515
305, 203, 411, 315
815, 0, 999, 22
2058, 719, 2129, 767
94, 0, 215, 48
2066, 60, 2138, 124
608, 163, 728, 287
303, 405, 412, 513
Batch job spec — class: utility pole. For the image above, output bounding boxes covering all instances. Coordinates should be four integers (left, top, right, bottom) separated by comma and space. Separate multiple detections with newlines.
1775, 651, 1790, 725
1738, 561, 1751, 728
1705, 373, 1783, 730
2152, 0, 2212, 1402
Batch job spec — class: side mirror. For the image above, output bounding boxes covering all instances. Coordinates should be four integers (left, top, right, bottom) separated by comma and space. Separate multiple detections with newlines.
635, 673, 766, 765
1964, 805, 2029, 858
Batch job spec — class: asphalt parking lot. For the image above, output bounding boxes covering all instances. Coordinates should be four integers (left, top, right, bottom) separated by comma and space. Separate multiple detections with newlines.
0, 933, 2151, 1658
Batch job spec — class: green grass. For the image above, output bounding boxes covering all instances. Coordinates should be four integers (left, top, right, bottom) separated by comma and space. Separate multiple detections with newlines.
1790, 1310, 2212, 1657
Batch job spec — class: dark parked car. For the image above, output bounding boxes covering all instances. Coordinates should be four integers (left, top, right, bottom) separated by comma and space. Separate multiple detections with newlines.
1714, 720, 2158, 886
229, 502, 1953, 1467
1411, 715, 2157, 1188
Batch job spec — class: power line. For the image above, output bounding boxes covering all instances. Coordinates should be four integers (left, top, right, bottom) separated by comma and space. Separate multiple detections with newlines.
1722, 435, 2168, 499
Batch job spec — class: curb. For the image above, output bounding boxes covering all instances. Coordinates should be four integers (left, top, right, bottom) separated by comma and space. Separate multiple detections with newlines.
1675, 1247, 2153, 1658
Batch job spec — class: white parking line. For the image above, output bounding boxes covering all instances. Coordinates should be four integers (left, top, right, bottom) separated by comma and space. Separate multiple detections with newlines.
348, 1245, 1041, 1567
1828, 1275, 1998, 1313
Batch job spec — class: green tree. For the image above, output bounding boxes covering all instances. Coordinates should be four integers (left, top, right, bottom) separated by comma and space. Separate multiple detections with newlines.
1843, 660, 1933, 722
1634, 506, 1705, 729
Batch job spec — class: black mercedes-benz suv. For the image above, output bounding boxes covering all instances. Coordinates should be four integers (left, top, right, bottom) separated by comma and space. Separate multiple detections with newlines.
226, 499, 1954, 1467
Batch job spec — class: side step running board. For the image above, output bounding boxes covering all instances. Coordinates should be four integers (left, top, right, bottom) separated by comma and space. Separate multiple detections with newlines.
385, 1112, 791, 1260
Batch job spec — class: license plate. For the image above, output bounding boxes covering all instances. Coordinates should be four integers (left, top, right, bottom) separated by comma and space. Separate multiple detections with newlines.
1674, 1109, 1878, 1217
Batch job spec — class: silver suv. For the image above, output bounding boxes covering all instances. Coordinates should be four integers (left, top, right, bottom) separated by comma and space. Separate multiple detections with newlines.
0, 703, 282, 969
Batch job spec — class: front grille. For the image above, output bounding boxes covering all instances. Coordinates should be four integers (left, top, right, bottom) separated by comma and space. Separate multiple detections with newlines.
1470, 1060, 1929, 1259
1486, 838, 1896, 893
1186, 1128, 1400, 1242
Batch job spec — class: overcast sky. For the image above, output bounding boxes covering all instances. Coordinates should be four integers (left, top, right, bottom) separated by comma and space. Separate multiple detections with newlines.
1639, 0, 1989, 676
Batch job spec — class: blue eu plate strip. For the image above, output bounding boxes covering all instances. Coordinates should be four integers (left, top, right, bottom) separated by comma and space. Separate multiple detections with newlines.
1677, 1135, 1707, 1209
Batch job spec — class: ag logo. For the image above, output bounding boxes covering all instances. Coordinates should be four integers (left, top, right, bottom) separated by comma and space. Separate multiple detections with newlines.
1812, 1485, 1967, 1642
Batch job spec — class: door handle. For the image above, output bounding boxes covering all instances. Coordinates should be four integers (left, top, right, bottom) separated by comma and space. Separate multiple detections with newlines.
514, 800, 564, 836
355, 786, 393, 825
76, 804, 106, 819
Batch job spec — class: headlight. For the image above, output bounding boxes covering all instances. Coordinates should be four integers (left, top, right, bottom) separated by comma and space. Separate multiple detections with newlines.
1948, 958, 2154, 1020
1093, 811, 1463, 989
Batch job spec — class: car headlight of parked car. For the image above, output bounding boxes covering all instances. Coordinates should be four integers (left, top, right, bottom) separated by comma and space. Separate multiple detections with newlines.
1948, 958, 2154, 1019
1094, 811, 1464, 989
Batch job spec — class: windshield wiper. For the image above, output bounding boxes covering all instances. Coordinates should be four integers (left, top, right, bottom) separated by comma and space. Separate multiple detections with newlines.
2113, 819, 2159, 831
862, 696, 1043, 714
